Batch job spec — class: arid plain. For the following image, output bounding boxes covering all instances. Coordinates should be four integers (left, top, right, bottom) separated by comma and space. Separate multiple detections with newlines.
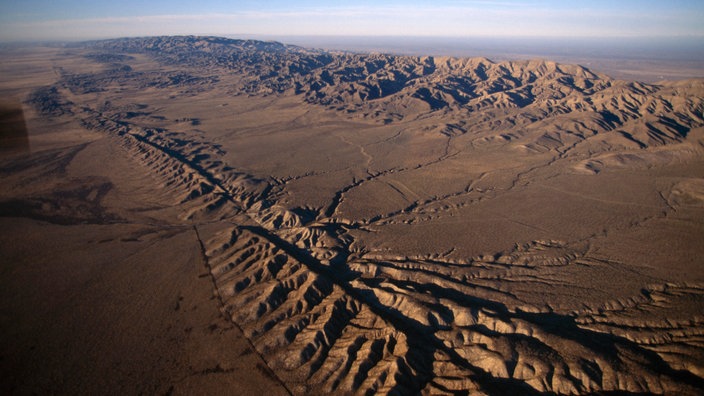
1, 36, 704, 395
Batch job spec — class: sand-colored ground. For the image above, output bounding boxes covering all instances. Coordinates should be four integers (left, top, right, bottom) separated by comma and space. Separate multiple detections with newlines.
1, 37, 703, 394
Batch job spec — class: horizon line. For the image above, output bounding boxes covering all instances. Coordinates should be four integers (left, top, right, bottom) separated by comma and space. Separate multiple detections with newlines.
3, 33, 704, 45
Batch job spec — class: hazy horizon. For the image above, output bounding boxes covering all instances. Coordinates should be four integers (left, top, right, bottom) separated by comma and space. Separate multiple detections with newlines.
3, 33, 703, 83
1, 1, 703, 42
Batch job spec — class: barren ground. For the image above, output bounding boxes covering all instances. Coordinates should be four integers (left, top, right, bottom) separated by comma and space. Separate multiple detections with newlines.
1, 37, 703, 395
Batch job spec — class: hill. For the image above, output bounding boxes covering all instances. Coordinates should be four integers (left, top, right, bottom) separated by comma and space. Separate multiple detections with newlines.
3, 36, 704, 395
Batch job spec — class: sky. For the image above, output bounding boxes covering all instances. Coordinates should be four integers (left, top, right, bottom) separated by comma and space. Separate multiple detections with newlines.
1, 0, 703, 42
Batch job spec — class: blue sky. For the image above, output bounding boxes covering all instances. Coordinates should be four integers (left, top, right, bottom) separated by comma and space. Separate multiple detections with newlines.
1, 0, 703, 42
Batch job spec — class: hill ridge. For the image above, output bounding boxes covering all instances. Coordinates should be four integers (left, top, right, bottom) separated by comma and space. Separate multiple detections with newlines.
77, 36, 704, 149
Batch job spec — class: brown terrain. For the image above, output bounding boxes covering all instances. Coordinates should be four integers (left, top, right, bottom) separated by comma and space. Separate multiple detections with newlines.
1, 36, 703, 395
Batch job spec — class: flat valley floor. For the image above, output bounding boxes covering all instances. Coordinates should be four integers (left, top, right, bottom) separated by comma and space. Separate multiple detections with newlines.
1, 38, 704, 394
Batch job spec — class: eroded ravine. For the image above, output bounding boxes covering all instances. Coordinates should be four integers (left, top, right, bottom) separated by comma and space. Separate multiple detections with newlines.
51, 90, 703, 395
24, 37, 704, 395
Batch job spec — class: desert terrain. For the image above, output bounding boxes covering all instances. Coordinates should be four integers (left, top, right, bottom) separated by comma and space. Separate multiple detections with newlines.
1, 36, 703, 395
